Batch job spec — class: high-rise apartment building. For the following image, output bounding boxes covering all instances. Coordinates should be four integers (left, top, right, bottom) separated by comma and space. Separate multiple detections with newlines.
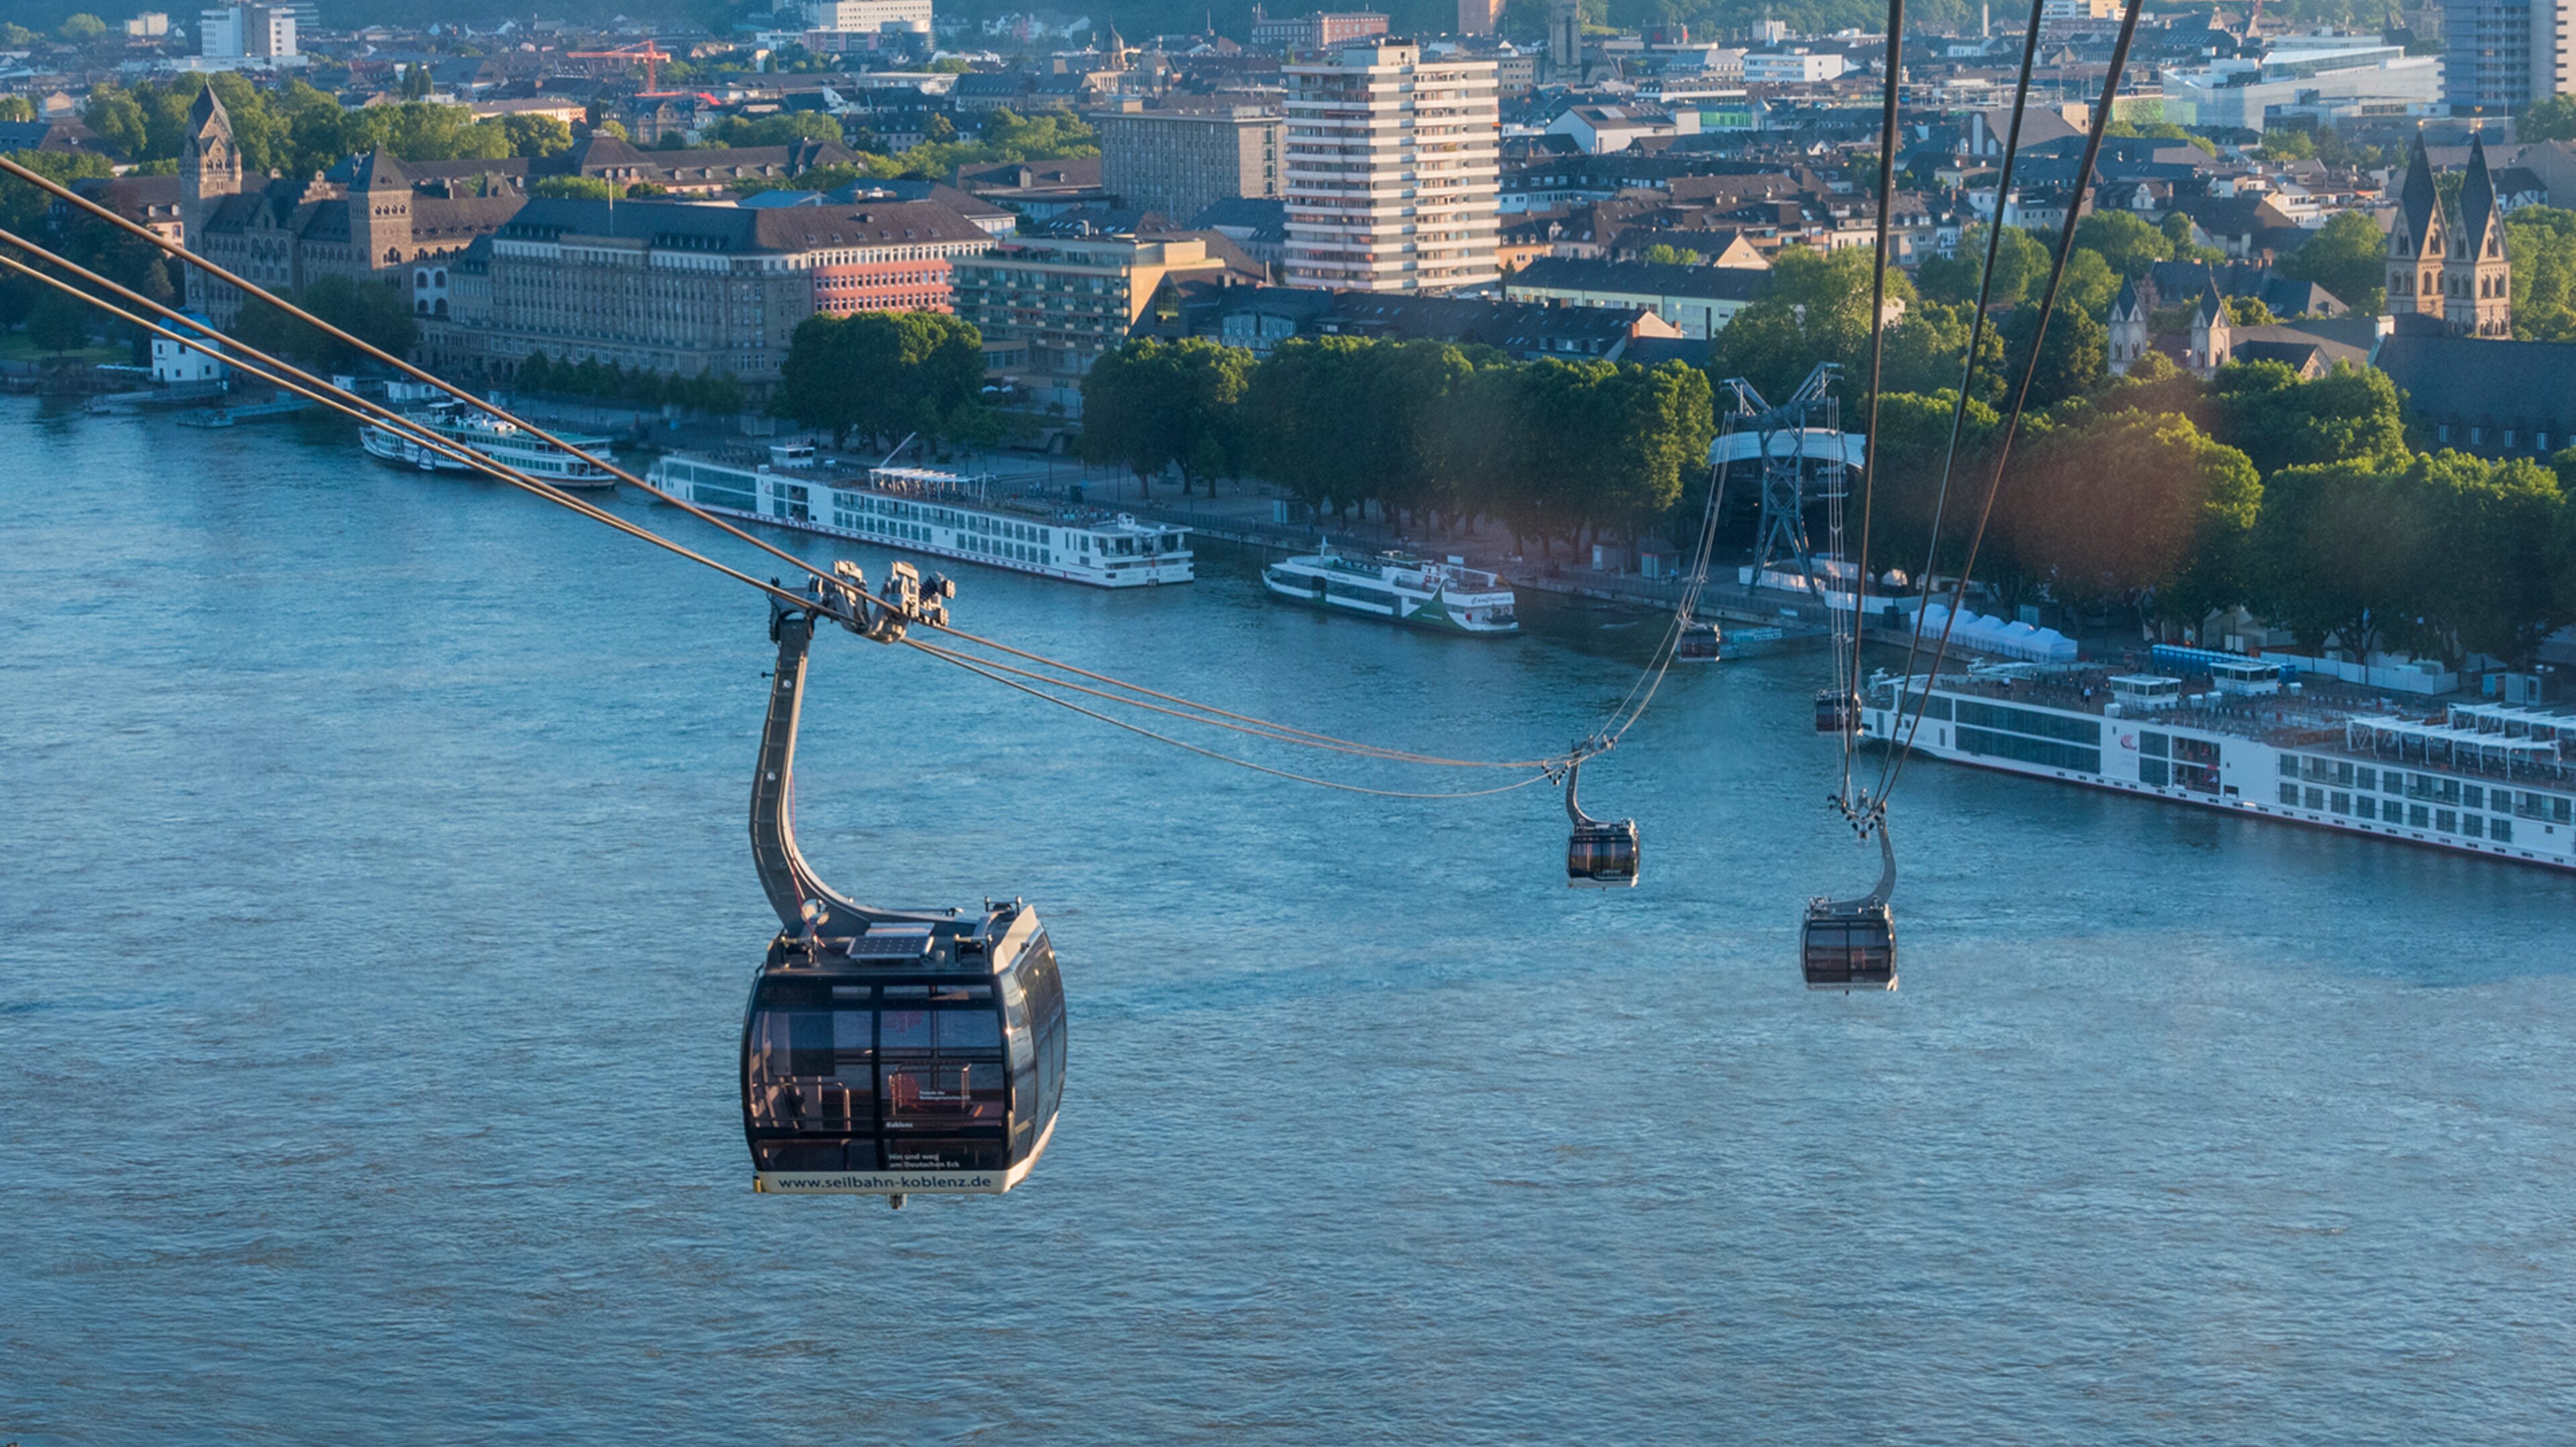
1095, 103, 1282, 221
199, 3, 295, 58
2443, 0, 2576, 111
1283, 40, 1499, 293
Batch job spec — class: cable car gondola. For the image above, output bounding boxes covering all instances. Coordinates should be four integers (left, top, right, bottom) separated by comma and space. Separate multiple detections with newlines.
1814, 688, 1858, 733
741, 579, 1065, 1206
1801, 826, 1896, 991
1676, 613, 1723, 663
1564, 759, 1640, 888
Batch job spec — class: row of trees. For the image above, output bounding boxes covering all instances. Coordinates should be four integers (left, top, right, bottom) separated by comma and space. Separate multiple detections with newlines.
1081, 336, 1719, 555
1865, 350, 2576, 667
85, 77, 576, 178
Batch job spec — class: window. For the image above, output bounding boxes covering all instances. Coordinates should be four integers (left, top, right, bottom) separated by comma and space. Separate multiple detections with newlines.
2410, 804, 2430, 828
2354, 796, 2375, 820
2139, 758, 2168, 786
2278, 754, 2298, 777
2493, 816, 2514, 843
2463, 814, 2484, 838
2305, 787, 2324, 810
2279, 782, 2300, 806
2436, 809, 2458, 833
2357, 767, 2376, 792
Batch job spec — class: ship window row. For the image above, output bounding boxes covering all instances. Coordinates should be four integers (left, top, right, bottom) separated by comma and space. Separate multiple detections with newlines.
1956, 725, 2101, 774
1954, 699, 2100, 746
2271, 782, 2520, 839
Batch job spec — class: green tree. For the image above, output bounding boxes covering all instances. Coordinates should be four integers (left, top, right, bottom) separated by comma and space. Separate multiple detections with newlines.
532, 176, 620, 199
1860, 387, 2003, 578
702, 112, 847, 148
1, 148, 113, 238
2058, 247, 2121, 319
2277, 208, 2387, 314
1707, 246, 1919, 400
2224, 295, 2279, 325
2410, 451, 2568, 663
58, 13, 109, 40
2524, 95, 2576, 142
2506, 205, 2576, 341
1915, 223, 2052, 309
2252, 459, 2422, 657
1638, 242, 1703, 266
227, 275, 417, 369
26, 287, 91, 354
0, 97, 32, 124
776, 310, 985, 450
2072, 209, 2172, 278
1998, 299, 2106, 412
1079, 337, 1256, 496
2162, 211, 2225, 266
2006, 409, 2261, 619
2210, 360, 2407, 476
498, 113, 575, 159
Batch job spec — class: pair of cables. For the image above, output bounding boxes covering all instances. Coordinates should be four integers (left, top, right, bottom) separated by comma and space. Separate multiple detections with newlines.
0, 154, 1652, 800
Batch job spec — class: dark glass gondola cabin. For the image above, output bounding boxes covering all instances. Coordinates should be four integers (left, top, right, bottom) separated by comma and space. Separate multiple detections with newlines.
1564, 759, 1640, 888
1815, 688, 1858, 733
741, 579, 1065, 1200
743, 911, 1065, 1195
1676, 617, 1723, 663
1801, 902, 1896, 990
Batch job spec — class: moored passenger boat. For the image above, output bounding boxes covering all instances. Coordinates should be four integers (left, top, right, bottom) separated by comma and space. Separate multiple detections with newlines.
359, 399, 617, 486
1261, 547, 1517, 635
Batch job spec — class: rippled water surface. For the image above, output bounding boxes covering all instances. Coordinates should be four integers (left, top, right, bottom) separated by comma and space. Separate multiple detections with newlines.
6, 400, 2576, 1444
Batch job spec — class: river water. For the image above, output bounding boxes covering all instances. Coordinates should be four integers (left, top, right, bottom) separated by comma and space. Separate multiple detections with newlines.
5, 399, 2575, 1444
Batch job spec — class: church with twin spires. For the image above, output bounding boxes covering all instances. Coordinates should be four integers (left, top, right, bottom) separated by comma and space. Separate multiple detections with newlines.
2383, 129, 2511, 339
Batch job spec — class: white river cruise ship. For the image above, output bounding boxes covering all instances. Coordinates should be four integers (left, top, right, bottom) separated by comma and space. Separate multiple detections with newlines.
646, 445, 1193, 589
1861, 661, 2576, 871
360, 400, 617, 487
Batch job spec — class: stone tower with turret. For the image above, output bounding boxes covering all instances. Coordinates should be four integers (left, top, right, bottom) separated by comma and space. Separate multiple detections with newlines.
178, 85, 241, 254
2443, 131, 2512, 337
2385, 132, 2445, 322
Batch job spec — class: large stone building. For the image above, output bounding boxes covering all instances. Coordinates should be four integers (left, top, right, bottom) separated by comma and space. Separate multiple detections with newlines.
1282, 40, 1500, 294
429, 197, 996, 388
179, 87, 523, 327
2386, 131, 2512, 338
1094, 102, 1282, 223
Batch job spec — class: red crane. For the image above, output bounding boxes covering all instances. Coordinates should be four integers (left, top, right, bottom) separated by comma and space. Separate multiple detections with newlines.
568, 40, 674, 95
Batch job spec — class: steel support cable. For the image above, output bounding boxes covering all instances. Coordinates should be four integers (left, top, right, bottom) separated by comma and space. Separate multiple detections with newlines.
0, 171, 1588, 778
0, 152, 850, 596
0, 243, 837, 623
1591, 449, 1733, 754
902, 639, 1563, 800
915, 619, 1582, 770
1843, 0, 1908, 819
1865, 0, 2055, 807
1875, 0, 2151, 813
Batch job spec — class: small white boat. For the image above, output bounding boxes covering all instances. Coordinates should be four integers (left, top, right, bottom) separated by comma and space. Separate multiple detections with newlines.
1261, 545, 1517, 636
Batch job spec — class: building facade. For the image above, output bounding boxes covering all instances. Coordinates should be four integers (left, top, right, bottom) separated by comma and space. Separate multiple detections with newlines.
1095, 103, 1282, 221
949, 236, 1240, 413
1283, 40, 1500, 294
2441, 0, 2576, 111
1501, 256, 1767, 338
200, 3, 295, 60
1249, 8, 1389, 51
804, 0, 933, 36
431, 197, 993, 389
